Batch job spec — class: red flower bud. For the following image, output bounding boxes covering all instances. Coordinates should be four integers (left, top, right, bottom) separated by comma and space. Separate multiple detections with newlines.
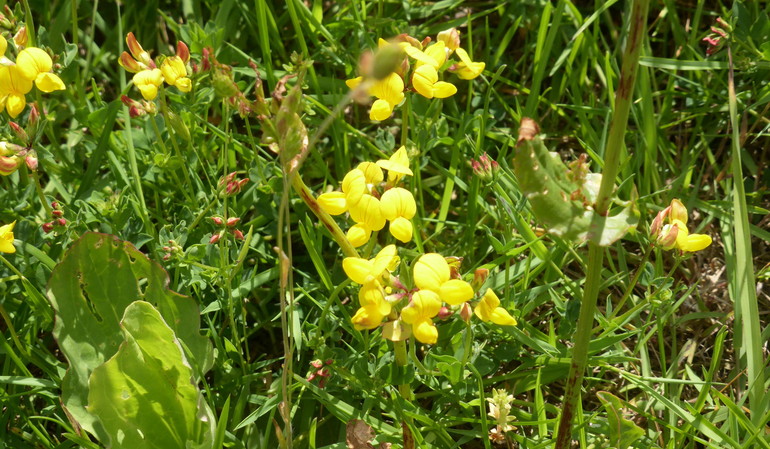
226, 217, 240, 227
176, 41, 190, 64
210, 216, 224, 226
42, 222, 54, 233
57, 218, 67, 226
52, 209, 64, 217
233, 229, 244, 240
209, 232, 222, 244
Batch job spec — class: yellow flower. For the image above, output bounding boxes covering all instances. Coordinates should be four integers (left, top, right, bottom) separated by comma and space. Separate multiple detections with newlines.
400, 289, 442, 344
413, 253, 474, 306
160, 56, 192, 92
0, 35, 7, 56
341, 168, 367, 206
403, 41, 457, 99
346, 223, 371, 248
0, 142, 22, 175
380, 187, 416, 242
650, 199, 712, 253
450, 48, 485, 80
474, 289, 517, 326
317, 191, 347, 216
0, 221, 16, 254
342, 244, 399, 285
348, 194, 386, 234
16, 47, 66, 93
132, 68, 164, 100
351, 281, 392, 330
376, 146, 413, 184
346, 72, 405, 121
0, 65, 33, 118
357, 162, 384, 184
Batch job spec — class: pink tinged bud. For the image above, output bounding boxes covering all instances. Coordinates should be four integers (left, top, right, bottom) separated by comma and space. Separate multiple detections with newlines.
656, 223, 679, 249
57, 218, 67, 226
162, 246, 171, 252
42, 222, 54, 233
209, 232, 222, 244
210, 216, 224, 226
669, 199, 688, 224
325, 359, 333, 365
9, 122, 28, 143
649, 206, 670, 236
162, 253, 172, 261
310, 360, 323, 369
473, 268, 489, 290
126, 32, 151, 65
119, 51, 143, 73
317, 368, 330, 378
51, 201, 60, 209
0, 155, 20, 174
307, 373, 316, 381
460, 302, 473, 323
128, 106, 145, 118
219, 171, 237, 186
233, 229, 244, 240
28, 104, 39, 126
13, 26, 27, 48
176, 41, 190, 64
437, 306, 452, 320
24, 154, 37, 171
226, 217, 240, 227
52, 209, 63, 217
201, 47, 212, 71
716, 17, 732, 32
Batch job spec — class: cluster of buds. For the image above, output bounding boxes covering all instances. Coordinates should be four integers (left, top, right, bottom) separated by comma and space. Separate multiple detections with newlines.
209, 216, 244, 244
197, 48, 269, 119
470, 153, 499, 182
120, 95, 157, 118
161, 239, 184, 262
119, 32, 192, 101
650, 198, 712, 253
703, 17, 731, 57
218, 171, 249, 197
306, 359, 333, 388
0, 141, 37, 175
0, 6, 18, 30
42, 201, 66, 234
486, 388, 516, 445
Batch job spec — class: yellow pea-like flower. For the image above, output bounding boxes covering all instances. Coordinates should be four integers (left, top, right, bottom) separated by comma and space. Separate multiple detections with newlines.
412, 65, 457, 99
351, 304, 388, 330
346, 223, 371, 247
0, 221, 16, 254
451, 48, 485, 80
342, 169, 367, 207
160, 56, 192, 93
342, 245, 398, 284
0, 66, 33, 118
474, 289, 517, 326
413, 253, 451, 292
376, 146, 413, 184
357, 161, 384, 184
132, 68, 164, 101
16, 48, 65, 93
650, 199, 712, 253
0, 142, 22, 175
318, 191, 348, 215
346, 71, 405, 121
400, 289, 442, 344
348, 194, 386, 231
438, 279, 474, 306
380, 187, 416, 242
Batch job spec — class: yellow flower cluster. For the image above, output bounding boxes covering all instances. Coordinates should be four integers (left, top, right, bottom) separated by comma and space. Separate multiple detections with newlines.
343, 249, 516, 344
119, 32, 192, 101
346, 27, 485, 121
318, 146, 416, 246
0, 36, 65, 118
650, 199, 712, 253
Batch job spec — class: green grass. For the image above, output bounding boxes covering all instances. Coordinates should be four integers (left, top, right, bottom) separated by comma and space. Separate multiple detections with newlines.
0, 0, 769, 448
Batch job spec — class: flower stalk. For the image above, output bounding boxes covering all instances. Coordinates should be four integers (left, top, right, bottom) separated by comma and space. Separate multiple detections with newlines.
553, 0, 649, 447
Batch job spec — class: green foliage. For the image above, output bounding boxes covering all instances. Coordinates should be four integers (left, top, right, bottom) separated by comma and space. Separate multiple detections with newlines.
88, 300, 216, 449
47, 233, 213, 442
597, 391, 644, 449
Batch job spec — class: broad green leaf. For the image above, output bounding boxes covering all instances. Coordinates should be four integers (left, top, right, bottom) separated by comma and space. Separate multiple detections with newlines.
597, 391, 644, 449
47, 233, 213, 440
88, 301, 215, 449
513, 125, 638, 246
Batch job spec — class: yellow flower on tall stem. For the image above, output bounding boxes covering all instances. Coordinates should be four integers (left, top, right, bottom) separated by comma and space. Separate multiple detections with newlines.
132, 68, 164, 101
474, 289, 517, 326
160, 56, 192, 92
413, 253, 474, 306
16, 47, 66, 92
400, 289, 442, 344
650, 198, 712, 253
0, 66, 33, 118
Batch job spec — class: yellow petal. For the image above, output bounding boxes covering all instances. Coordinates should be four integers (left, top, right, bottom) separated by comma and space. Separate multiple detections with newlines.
342, 257, 375, 284
412, 65, 437, 98
432, 81, 457, 98
0, 220, 15, 254
346, 76, 363, 89
359, 281, 385, 307
356, 162, 384, 184
376, 146, 413, 178
401, 289, 442, 324
370, 72, 404, 105
348, 194, 385, 231
369, 98, 393, 121
679, 233, 712, 252
371, 244, 398, 275
0, 36, 6, 56
403, 44, 437, 68
413, 254, 450, 292
6, 93, 26, 118
16, 47, 53, 81
489, 307, 517, 326
318, 192, 347, 215
175, 77, 192, 93
346, 223, 371, 247
389, 216, 412, 243
670, 199, 688, 225
412, 318, 438, 344
423, 41, 447, 68
380, 187, 417, 220
133, 68, 163, 100
35, 73, 65, 92
351, 305, 386, 330
341, 169, 366, 206
439, 279, 474, 306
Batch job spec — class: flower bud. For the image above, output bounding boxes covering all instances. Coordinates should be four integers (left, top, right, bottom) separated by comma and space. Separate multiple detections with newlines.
51, 201, 60, 209
437, 306, 452, 320
119, 51, 143, 73
126, 32, 152, 65
233, 229, 244, 240
24, 154, 37, 171
209, 232, 222, 244
460, 302, 473, 323
669, 199, 688, 224
210, 216, 224, 226
226, 217, 240, 227
472, 268, 489, 291
52, 209, 63, 217
649, 206, 670, 236
13, 26, 27, 48
437, 28, 461, 52
42, 222, 54, 233
8, 122, 28, 145
656, 223, 679, 249
57, 218, 67, 226
176, 41, 190, 64
310, 360, 323, 369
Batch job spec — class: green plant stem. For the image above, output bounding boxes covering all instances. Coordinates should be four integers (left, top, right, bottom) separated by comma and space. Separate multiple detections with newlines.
607, 244, 652, 319
393, 339, 412, 401
21, 0, 36, 47
289, 172, 359, 258
553, 1, 649, 447
727, 46, 766, 427
30, 169, 51, 217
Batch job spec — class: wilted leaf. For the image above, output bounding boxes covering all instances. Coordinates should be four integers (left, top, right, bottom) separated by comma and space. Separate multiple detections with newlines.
347, 419, 375, 449
87, 301, 215, 449
47, 233, 213, 441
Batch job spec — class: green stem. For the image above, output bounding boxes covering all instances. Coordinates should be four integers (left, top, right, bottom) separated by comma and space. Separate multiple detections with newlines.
21, 0, 36, 47
30, 169, 52, 217
553, 1, 649, 447
607, 244, 652, 319
289, 172, 359, 258
393, 339, 413, 401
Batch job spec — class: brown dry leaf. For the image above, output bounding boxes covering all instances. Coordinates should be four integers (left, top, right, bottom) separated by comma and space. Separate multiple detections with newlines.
346, 419, 375, 449
402, 420, 414, 449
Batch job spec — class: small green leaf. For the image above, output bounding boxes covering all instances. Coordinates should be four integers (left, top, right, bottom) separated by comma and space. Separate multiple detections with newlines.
597, 391, 644, 449
87, 301, 215, 449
